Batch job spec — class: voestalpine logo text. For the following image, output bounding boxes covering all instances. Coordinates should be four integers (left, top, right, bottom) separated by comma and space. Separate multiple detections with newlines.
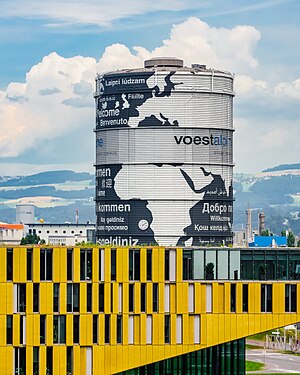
174, 135, 232, 147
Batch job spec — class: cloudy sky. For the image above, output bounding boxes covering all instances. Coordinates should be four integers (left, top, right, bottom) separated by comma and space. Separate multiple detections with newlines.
0, 0, 299, 175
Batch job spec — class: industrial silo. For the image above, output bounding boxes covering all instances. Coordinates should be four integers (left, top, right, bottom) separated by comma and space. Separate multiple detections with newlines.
94, 57, 234, 246
16, 204, 35, 224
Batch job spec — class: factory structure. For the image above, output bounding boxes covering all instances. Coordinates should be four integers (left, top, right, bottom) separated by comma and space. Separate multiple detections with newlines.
94, 57, 234, 247
1, 58, 300, 375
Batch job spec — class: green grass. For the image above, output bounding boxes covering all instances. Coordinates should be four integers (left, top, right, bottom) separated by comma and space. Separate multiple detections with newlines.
248, 330, 273, 341
251, 374, 300, 375
246, 360, 264, 371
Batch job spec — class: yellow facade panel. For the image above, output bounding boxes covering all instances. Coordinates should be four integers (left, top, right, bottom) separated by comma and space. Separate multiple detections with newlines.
0, 284, 7, 314
12, 314, 19, 346
116, 247, 123, 282
92, 247, 99, 282
26, 314, 34, 346
80, 314, 87, 346
60, 247, 67, 282
60, 282, 67, 314
6, 346, 13, 375
140, 248, 146, 282
26, 282, 33, 314
80, 283, 87, 313
39, 283, 47, 314
73, 247, 80, 283
26, 347, 33, 375
0, 316, 6, 346
53, 247, 61, 282
176, 248, 183, 282
105, 248, 111, 282
33, 247, 40, 282
98, 314, 105, 345
73, 345, 81, 375
33, 314, 40, 346
59, 346, 67, 375
46, 314, 53, 345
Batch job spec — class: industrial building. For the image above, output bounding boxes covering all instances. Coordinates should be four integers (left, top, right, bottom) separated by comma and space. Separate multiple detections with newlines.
25, 223, 96, 245
94, 57, 234, 247
1, 245, 300, 374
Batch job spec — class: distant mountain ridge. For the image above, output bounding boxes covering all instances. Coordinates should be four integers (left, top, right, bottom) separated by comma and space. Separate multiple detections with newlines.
262, 163, 300, 173
0, 170, 93, 187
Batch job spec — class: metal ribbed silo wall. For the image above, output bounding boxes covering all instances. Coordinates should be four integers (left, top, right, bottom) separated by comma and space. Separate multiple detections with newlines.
94, 69, 234, 246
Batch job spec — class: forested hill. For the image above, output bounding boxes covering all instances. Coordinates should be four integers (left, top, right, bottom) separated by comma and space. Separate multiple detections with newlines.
0, 170, 93, 187
262, 163, 300, 173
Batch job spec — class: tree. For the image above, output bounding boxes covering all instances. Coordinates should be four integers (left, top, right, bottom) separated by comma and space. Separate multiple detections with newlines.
297, 239, 300, 247
20, 233, 45, 245
287, 231, 295, 247
261, 229, 270, 236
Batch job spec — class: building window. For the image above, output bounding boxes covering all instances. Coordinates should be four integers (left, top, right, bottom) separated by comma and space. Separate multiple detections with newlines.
128, 315, 134, 345
93, 315, 98, 344
15, 284, 26, 313
27, 248, 33, 281
105, 315, 110, 344
194, 315, 200, 344
73, 316, 80, 344
99, 283, 104, 312
53, 315, 66, 344
6, 315, 13, 344
53, 284, 60, 313
7, 248, 13, 281
261, 284, 272, 312
117, 315, 122, 344
80, 249, 92, 281
14, 348, 26, 375
33, 283, 39, 313
33, 347, 39, 375
176, 315, 182, 344
40, 249, 53, 281
67, 249, 73, 281
67, 347, 73, 375
188, 284, 194, 313
285, 284, 297, 312
165, 250, 170, 281
129, 284, 134, 312
46, 347, 53, 375
111, 249, 116, 281
146, 315, 152, 344
183, 250, 193, 280
118, 284, 122, 312
99, 249, 104, 281
206, 284, 212, 313
147, 249, 152, 281
20, 315, 26, 344
165, 315, 170, 344
231, 284, 236, 313
153, 283, 158, 312
67, 284, 79, 313
129, 249, 140, 281
242, 284, 248, 313
141, 283, 146, 313
40, 315, 46, 344
87, 284, 92, 313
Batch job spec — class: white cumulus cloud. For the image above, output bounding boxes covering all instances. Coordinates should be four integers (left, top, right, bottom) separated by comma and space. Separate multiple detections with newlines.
0, 16, 299, 174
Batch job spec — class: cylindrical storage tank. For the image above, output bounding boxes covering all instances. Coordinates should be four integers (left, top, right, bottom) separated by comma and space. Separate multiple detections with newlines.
94, 57, 234, 246
16, 204, 35, 224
